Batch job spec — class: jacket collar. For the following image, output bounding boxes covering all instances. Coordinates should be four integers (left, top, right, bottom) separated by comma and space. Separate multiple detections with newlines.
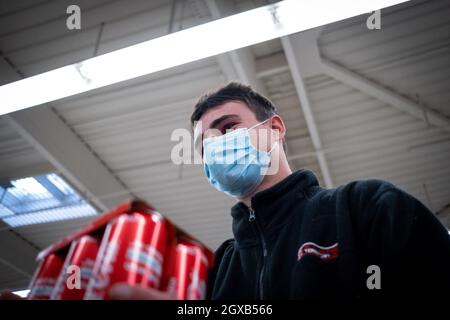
230, 169, 320, 247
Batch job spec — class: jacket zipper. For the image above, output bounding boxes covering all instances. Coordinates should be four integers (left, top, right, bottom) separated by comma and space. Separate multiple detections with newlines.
248, 206, 267, 300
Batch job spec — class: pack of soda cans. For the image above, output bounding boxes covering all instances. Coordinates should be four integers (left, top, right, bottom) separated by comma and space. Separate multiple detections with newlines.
27, 199, 214, 300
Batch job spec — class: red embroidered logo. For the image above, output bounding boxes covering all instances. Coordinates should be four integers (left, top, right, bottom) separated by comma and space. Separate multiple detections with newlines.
297, 242, 339, 261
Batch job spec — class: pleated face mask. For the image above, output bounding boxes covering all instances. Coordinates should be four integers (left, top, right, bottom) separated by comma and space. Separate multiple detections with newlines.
202, 119, 276, 198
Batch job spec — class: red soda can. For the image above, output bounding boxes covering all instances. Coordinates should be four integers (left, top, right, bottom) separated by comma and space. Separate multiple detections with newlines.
28, 252, 65, 300
166, 239, 213, 300
84, 211, 172, 300
51, 235, 100, 300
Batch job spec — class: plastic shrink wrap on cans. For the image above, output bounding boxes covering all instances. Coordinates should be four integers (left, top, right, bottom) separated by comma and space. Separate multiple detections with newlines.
27, 200, 214, 300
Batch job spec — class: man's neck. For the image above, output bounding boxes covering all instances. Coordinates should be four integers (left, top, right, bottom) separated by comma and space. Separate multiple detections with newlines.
239, 160, 292, 207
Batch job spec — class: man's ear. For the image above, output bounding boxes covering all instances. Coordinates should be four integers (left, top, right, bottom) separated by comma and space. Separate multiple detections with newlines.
270, 115, 286, 142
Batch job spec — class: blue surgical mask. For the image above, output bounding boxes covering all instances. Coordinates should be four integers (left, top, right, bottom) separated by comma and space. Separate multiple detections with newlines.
202, 119, 276, 198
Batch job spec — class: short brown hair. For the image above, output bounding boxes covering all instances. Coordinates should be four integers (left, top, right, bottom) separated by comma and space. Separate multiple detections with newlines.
190, 82, 278, 127
191, 82, 287, 152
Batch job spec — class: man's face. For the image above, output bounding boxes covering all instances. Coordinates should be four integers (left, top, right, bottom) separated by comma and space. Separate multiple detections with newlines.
193, 101, 272, 156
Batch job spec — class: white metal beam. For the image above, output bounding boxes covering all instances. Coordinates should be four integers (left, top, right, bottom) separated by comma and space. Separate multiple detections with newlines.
204, 0, 267, 95
320, 58, 450, 134
255, 52, 289, 78
0, 162, 54, 184
281, 31, 334, 188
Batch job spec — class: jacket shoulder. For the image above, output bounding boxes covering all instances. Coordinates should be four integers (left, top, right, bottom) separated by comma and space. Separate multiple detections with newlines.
341, 178, 396, 196
214, 238, 235, 263
336, 178, 398, 210
311, 179, 397, 213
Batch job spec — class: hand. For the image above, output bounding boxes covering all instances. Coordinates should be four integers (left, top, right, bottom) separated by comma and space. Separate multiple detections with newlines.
108, 283, 176, 300
0, 290, 25, 300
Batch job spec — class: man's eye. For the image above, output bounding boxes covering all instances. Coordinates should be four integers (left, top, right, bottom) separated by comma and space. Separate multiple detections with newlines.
222, 123, 236, 133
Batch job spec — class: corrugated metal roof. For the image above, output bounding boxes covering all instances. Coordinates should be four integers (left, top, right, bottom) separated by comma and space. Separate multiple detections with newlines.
0, 0, 209, 77
306, 74, 450, 212
11, 216, 95, 249
315, 0, 450, 212
0, 117, 52, 180
261, 68, 325, 185
319, 0, 450, 117
0, 260, 30, 290
252, 39, 284, 60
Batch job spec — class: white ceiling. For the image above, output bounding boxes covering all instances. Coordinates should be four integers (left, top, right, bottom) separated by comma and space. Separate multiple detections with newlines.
0, 0, 449, 291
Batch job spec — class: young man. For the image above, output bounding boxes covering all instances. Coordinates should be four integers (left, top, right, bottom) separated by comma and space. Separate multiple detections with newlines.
5, 82, 444, 301
103, 82, 450, 300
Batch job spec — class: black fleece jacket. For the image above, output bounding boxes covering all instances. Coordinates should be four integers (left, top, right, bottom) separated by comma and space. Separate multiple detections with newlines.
206, 169, 450, 300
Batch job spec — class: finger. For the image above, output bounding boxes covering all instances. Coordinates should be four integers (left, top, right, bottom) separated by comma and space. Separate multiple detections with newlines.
108, 283, 175, 300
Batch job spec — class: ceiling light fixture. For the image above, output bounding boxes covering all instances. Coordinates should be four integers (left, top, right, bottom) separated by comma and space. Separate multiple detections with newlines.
0, 0, 408, 116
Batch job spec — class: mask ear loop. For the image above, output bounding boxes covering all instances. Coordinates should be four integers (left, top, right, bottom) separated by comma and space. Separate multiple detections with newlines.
252, 117, 278, 154
248, 118, 271, 130
267, 120, 281, 170
268, 139, 278, 154
247, 117, 273, 148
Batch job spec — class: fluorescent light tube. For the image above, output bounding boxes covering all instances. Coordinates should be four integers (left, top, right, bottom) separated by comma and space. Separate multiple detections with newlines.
0, 0, 408, 116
